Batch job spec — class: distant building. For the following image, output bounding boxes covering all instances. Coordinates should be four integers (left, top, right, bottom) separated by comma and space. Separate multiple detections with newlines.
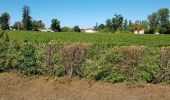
83, 28, 98, 33
134, 29, 144, 34
39, 29, 54, 32
156, 32, 160, 34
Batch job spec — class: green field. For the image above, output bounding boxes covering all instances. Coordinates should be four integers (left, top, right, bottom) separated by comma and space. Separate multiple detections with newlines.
4, 30, 170, 47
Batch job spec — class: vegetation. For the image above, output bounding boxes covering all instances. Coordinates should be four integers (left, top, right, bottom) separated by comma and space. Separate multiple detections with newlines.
0, 31, 170, 84
0, 4, 170, 85
22, 5, 32, 30
0, 12, 10, 30
97, 8, 170, 34
13, 21, 23, 30
74, 26, 81, 32
4, 30, 170, 47
61, 43, 86, 78
50, 19, 61, 32
32, 20, 45, 31
61, 26, 74, 32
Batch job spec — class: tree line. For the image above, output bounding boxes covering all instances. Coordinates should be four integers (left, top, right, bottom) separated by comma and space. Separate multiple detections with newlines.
97, 8, 170, 34
0, 5, 170, 34
0, 5, 81, 32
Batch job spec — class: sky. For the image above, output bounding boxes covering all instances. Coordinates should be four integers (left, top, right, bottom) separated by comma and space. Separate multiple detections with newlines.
0, 0, 170, 28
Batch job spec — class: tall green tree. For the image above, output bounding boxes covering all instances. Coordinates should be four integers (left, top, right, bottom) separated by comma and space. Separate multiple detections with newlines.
112, 14, 124, 32
123, 19, 128, 31
22, 5, 32, 30
106, 19, 112, 31
50, 19, 61, 32
0, 12, 10, 30
148, 12, 159, 34
74, 26, 81, 32
98, 24, 105, 30
157, 8, 170, 34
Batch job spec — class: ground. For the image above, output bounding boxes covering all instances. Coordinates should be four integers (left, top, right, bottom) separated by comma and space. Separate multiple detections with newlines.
0, 72, 170, 100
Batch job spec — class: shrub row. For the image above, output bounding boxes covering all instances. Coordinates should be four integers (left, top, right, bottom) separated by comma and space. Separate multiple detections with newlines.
0, 33, 169, 83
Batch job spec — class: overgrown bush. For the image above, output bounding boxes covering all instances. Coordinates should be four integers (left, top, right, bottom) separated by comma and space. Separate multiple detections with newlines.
37, 41, 56, 73
114, 46, 145, 77
156, 47, 170, 83
82, 54, 108, 80
36, 41, 65, 76
82, 51, 125, 83
61, 43, 86, 78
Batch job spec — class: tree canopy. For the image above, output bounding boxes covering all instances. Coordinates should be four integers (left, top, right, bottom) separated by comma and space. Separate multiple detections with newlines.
74, 26, 81, 32
22, 5, 32, 30
0, 12, 10, 30
51, 19, 61, 32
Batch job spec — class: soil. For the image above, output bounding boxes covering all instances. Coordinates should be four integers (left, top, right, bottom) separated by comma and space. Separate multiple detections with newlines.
0, 72, 170, 100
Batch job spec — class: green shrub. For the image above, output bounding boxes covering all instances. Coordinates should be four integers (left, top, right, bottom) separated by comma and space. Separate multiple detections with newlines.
103, 72, 126, 83
137, 71, 154, 82
91, 66, 110, 80
114, 46, 145, 77
18, 42, 39, 75
82, 54, 108, 80
0, 41, 8, 72
106, 51, 123, 65
52, 66, 66, 77
82, 52, 125, 83
136, 48, 160, 83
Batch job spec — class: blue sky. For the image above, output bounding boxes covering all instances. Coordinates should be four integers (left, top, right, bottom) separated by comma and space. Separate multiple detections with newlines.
0, 0, 170, 28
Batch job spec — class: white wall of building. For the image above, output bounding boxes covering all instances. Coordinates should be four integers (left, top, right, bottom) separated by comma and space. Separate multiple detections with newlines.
85, 29, 97, 33
134, 30, 144, 34
139, 30, 144, 34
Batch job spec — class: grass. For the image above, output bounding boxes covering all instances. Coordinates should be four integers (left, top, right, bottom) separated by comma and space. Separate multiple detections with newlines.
2, 30, 170, 47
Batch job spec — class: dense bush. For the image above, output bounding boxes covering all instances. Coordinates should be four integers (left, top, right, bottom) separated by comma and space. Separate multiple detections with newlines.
113, 46, 145, 77
36, 41, 64, 75
136, 48, 160, 83
18, 42, 39, 75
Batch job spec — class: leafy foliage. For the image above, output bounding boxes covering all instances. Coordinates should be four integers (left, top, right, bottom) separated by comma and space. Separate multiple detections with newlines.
0, 12, 10, 30
74, 26, 81, 32
18, 42, 39, 75
22, 5, 32, 30
51, 19, 61, 32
